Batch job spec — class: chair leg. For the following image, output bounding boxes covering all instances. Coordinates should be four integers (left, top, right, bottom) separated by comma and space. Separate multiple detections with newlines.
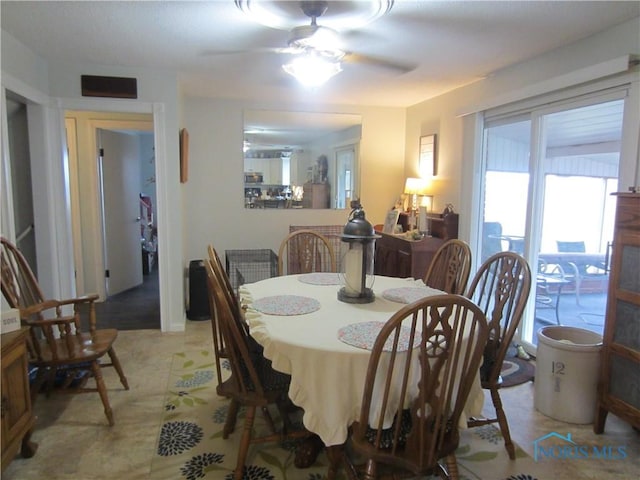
490, 387, 515, 460
107, 347, 129, 390
261, 405, 277, 434
294, 434, 325, 468
326, 444, 358, 480
326, 445, 341, 480
223, 399, 240, 439
214, 357, 224, 389
362, 459, 376, 480
234, 405, 257, 480
42, 368, 60, 397
29, 368, 50, 404
20, 429, 37, 459
90, 360, 114, 426
443, 453, 459, 479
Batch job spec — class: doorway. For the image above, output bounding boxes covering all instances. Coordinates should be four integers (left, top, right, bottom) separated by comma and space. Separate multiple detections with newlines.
3, 95, 37, 268
2, 87, 178, 332
477, 88, 631, 351
66, 111, 159, 329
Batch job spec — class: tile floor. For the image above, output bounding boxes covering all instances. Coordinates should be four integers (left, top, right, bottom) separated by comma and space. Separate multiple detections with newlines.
2, 320, 638, 479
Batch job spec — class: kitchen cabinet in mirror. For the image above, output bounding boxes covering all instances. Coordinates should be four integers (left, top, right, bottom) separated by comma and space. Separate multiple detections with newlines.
243, 110, 361, 209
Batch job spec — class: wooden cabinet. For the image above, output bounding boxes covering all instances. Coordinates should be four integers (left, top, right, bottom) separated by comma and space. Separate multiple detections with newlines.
1, 327, 37, 471
594, 192, 640, 433
244, 158, 264, 176
302, 183, 330, 209
245, 156, 285, 185
269, 159, 282, 186
374, 213, 459, 279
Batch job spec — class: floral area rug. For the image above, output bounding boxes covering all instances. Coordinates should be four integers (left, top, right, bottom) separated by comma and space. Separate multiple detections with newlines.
151, 350, 547, 480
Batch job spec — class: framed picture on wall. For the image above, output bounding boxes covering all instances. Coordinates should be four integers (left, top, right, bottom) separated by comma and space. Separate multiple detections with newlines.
180, 128, 189, 183
419, 134, 437, 177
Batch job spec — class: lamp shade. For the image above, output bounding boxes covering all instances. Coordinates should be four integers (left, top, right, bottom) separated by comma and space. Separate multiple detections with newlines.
403, 177, 429, 195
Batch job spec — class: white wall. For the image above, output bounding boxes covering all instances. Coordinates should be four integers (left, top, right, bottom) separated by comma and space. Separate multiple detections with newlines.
2, 30, 186, 331
50, 63, 183, 331
2, 31, 72, 305
3, 17, 638, 332
2, 27, 405, 331
405, 17, 640, 243
181, 98, 406, 264
1, 30, 49, 96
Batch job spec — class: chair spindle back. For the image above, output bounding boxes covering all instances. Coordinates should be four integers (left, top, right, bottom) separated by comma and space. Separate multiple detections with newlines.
351, 294, 489, 477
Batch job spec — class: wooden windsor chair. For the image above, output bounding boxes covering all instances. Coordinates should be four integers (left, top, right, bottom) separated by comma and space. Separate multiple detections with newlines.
204, 244, 275, 439
465, 251, 532, 459
277, 229, 337, 276
204, 257, 309, 479
206, 244, 245, 387
0, 237, 129, 426
339, 294, 489, 480
424, 239, 472, 295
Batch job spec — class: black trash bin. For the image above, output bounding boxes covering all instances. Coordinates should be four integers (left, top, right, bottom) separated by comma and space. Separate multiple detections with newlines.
187, 260, 210, 320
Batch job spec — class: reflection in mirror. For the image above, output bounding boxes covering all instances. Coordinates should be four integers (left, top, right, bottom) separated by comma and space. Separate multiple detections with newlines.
243, 110, 362, 209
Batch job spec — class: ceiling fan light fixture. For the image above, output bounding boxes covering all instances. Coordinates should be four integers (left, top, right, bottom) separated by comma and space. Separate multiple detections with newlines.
283, 53, 342, 87
289, 24, 341, 52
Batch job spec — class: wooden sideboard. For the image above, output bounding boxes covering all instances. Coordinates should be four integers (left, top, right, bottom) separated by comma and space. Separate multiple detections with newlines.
594, 192, 640, 433
302, 183, 330, 209
374, 213, 459, 279
1, 327, 37, 472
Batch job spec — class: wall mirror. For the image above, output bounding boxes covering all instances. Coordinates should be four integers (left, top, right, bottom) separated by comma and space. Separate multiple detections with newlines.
243, 110, 362, 209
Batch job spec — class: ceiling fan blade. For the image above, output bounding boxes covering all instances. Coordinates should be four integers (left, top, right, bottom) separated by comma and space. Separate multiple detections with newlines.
202, 46, 300, 57
343, 52, 416, 74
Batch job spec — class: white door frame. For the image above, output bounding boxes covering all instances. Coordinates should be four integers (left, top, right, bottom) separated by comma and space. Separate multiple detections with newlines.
61, 98, 175, 332
60, 99, 172, 332
3, 76, 182, 332
467, 74, 639, 353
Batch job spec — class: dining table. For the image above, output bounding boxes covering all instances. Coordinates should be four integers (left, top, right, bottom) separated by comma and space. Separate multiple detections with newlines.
538, 251, 607, 272
239, 273, 486, 451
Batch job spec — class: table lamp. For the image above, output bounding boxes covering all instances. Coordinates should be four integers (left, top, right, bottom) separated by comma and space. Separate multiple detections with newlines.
404, 177, 429, 230
338, 201, 380, 304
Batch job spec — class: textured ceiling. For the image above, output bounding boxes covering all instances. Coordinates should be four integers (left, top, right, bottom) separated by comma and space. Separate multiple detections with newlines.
1, 1, 639, 107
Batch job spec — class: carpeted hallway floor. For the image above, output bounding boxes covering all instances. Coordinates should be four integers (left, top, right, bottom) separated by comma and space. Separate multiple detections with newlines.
95, 267, 161, 330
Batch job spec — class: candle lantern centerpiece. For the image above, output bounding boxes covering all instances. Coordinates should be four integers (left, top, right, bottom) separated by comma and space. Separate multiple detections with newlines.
338, 201, 380, 304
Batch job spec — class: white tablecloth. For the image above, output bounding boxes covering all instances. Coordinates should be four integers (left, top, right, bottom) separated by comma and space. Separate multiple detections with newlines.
240, 274, 485, 447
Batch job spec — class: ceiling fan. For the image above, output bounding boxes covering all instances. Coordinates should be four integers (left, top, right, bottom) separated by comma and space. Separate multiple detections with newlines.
230, 1, 415, 85
283, 1, 348, 61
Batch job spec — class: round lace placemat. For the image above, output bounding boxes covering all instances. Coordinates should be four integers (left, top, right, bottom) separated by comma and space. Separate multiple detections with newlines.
252, 295, 321, 316
337, 321, 419, 352
298, 272, 341, 285
382, 287, 431, 304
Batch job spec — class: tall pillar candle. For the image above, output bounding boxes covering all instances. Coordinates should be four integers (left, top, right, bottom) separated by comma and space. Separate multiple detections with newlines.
344, 245, 363, 295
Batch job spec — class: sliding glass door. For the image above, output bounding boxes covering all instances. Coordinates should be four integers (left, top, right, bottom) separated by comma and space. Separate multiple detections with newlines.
478, 90, 629, 350
479, 116, 531, 263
